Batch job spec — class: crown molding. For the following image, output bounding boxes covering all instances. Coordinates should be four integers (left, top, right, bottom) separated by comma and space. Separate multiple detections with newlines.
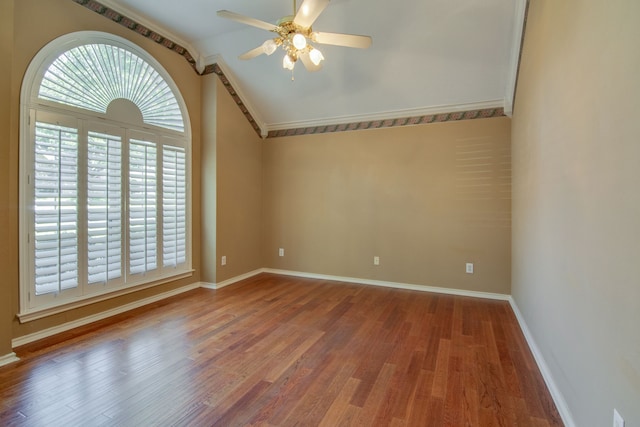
266, 100, 506, 138
267, 99, 505, 131
504, 0, 529, 117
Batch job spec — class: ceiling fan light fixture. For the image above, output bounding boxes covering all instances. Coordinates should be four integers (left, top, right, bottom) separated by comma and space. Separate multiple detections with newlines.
283, 53, 296, 70
262, 39, 278, 55
218, 0, 372, 75
309, 48, 324, 66
292, 33, 307, 50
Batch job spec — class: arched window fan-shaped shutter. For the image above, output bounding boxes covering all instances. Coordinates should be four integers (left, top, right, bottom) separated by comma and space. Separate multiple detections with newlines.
38, 44, 184, 132
19, 33, 191, 317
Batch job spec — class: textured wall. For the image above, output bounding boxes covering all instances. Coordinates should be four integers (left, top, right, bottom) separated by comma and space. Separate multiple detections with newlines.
512, 0, 640, 425
215, 79, 263, 282
200, 74, 218, 284
263, 117, 511, 294
0, 0, 15, 356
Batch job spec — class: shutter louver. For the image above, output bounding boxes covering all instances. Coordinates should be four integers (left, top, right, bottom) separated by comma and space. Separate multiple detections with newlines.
34, 122, 79, 295
87, 131, 123, 284
129, 139, 157, 275
163, 147, 186, 267
23, 37, 191, 312
38, 44, 184, 132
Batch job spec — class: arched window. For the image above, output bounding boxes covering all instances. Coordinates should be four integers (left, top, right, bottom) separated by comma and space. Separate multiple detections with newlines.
19, 32, 192, 318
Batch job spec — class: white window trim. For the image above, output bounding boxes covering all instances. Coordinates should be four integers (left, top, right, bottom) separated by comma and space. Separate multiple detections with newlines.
19, 31, 193, 321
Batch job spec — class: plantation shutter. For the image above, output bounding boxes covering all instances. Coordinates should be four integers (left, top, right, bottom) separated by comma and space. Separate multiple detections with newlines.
33, 122, 79, 295
87, 131, 123, 284
129, 139, 157, 275
162, 146, 186, 267
22, 37, 191, 313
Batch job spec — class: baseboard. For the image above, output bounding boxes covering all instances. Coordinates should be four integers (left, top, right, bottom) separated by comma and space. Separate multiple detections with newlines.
199, 281, 217, 290
0, 352, 19, 367
508, 297, 576, 427
12, 282, 201, 348
201, 269, 264, 290
262, 268, 510, 301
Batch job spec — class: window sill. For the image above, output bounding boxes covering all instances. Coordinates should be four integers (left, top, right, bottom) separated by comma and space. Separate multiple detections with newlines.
17, 269, 195, 324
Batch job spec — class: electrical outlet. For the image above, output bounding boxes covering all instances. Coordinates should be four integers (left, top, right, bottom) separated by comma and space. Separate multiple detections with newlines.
466, 263, 474, 274
278, 248, 284, 257
373, 256, 380, 266
221, 256, 226, 266
613, 409, 625, 427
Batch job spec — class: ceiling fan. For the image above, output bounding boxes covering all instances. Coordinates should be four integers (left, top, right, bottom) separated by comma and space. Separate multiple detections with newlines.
217, 0, 372, 74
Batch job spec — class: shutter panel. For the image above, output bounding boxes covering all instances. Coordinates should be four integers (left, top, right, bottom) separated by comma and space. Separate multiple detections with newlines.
162, 146, 186, 267
39, 44, 184, 132
129, 139, 157, 275
33, 122, 79, 295
87, 131, 123, 284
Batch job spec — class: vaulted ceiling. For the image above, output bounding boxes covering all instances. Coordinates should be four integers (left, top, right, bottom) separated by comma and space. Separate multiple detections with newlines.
96, 0, 527, 136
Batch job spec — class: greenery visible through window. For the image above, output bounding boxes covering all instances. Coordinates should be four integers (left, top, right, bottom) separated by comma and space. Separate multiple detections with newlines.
21, 33, 191, 315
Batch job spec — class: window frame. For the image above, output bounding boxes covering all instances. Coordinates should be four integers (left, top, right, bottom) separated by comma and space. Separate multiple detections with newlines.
19, 32, 193, 321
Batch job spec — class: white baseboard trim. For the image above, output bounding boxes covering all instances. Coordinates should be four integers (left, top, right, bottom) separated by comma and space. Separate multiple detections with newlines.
199, 281, 217, 290
262, 268, 510, 301
0, 352, 20, 367
508, 297, 576, 427
202, 269, 264, 290
12, 282, 202, 348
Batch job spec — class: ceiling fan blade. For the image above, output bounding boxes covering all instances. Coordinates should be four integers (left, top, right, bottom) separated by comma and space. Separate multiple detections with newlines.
217, 10, 277, 32
299, 51, 323, 72
294, 0, 330, 29
313, 32, 372, 49
239, 46, 265, 60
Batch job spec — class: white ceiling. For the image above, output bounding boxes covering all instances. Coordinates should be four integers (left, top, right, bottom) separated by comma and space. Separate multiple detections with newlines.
100, 0, 525, 135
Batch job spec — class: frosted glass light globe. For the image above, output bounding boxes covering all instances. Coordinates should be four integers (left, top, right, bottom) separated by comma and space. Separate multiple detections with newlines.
262, 39, 278, 55
292, 33, 307, 50
309, 48, 324, 66
283, 54, 295, 70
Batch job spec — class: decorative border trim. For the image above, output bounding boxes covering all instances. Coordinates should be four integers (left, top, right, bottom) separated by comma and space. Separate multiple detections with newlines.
266, 107, 505, 138
508, 297, 576, 427
202, 63, 264, 137
0, 352, 20, 368
71, 0, 510, 139
71, 0, 199, 72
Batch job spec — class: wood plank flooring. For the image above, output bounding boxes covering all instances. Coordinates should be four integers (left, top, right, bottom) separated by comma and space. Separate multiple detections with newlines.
1, 273, 563, 426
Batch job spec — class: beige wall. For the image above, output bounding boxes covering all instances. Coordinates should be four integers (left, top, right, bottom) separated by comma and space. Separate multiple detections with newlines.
263, 117, 511, 294
512, 0, 640, 426
0, 0, 16, 356
201, 74, 218, 283
7, 0, 202, 342
215, 79, 263, 282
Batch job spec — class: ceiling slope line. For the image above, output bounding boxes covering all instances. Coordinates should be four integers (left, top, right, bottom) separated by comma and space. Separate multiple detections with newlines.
201, 61, 266, 138
504, 0, 529, 117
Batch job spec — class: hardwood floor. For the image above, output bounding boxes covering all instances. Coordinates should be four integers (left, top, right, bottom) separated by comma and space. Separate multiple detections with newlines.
1, 273, 563, 426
